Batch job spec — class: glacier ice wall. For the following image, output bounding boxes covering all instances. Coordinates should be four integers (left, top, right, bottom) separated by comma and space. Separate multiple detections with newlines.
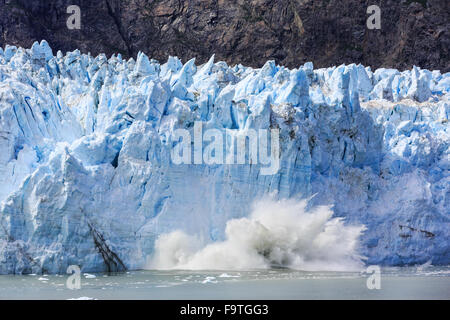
0, 40, 448, 274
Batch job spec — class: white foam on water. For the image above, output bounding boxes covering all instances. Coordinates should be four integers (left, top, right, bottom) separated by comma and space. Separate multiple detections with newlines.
219, 273, 240, 278
416, 260, 433, 272
148, 199, 366, 271
202, 277, 218, 284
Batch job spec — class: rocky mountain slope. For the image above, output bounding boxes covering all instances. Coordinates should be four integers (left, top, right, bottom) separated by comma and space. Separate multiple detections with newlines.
1, 0, 449, 72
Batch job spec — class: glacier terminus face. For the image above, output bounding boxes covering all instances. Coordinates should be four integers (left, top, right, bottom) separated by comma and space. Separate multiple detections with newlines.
0, 40, 448, 274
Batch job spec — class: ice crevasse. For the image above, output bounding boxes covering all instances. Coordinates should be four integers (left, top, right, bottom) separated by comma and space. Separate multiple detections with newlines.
0, 40, 448, 274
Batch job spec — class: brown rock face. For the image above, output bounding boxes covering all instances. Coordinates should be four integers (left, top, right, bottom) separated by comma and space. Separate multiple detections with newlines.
0, 0, 448, 71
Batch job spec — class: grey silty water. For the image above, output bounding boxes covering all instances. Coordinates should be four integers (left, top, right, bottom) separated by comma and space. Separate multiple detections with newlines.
0, 267, 449, 300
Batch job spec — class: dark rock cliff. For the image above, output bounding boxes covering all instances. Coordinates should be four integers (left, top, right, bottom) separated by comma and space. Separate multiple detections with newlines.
0, 0, 448, 71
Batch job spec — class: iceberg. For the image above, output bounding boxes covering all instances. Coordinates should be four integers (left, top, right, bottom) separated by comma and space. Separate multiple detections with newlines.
0, 41, 448, 274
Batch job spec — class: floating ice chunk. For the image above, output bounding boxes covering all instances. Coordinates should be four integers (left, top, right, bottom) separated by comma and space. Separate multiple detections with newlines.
218, 273, 240, 278
201, 277, 218, 284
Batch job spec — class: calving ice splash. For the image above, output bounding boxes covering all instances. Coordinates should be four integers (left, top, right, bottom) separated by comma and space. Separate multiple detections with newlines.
0, 41, 448, 274
149, 198, 365, 271
170, 121, 280, 175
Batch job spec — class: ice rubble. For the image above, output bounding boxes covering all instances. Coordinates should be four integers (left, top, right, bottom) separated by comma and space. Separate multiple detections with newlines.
0, 41, 448, 274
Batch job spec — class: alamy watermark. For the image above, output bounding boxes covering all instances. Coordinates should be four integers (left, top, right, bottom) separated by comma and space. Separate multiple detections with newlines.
66, 265, 81, 289
367, 5, 381, 30
66, 5, 81, 30
170, 121, 280, 175
366, 265, 381, 290
67, 5, 380, 32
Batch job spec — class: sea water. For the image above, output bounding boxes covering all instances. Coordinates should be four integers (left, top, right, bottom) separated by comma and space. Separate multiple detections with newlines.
0, 267, 448, 300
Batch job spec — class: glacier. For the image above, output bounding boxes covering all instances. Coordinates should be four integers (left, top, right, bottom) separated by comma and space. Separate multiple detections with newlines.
0, 40, 448, 274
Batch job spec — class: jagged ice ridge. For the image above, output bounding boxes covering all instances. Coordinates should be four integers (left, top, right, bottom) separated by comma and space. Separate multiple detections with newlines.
0, 41, 448, 274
